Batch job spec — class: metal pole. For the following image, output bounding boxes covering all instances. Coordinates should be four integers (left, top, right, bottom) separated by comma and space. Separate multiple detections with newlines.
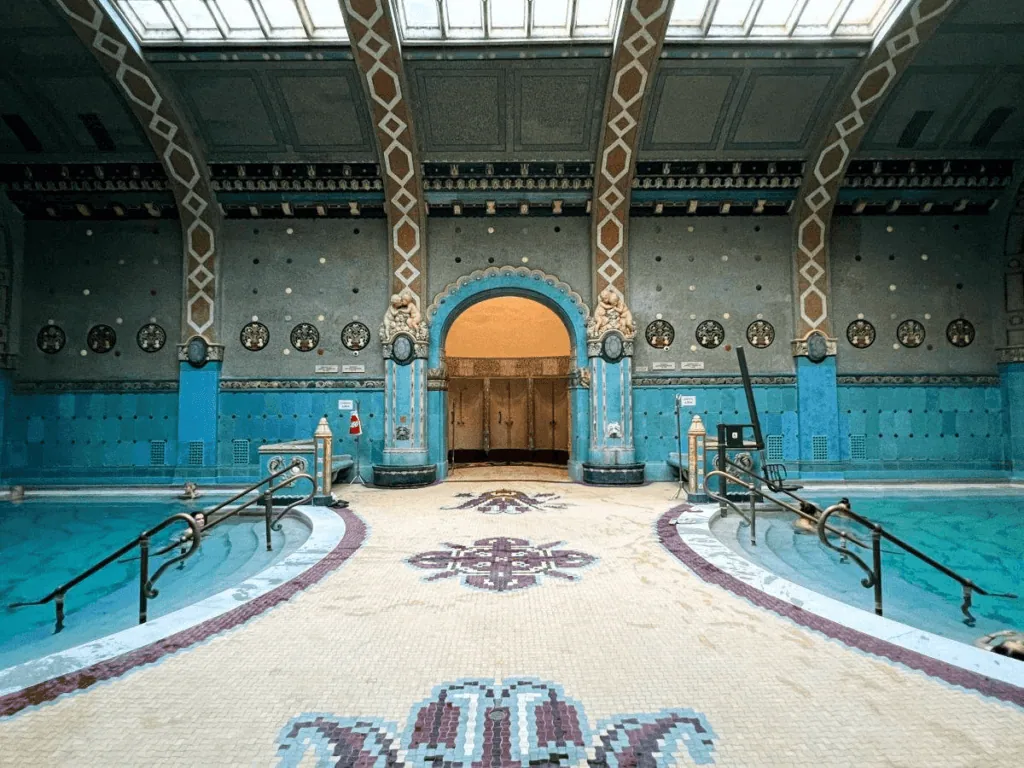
55, 593, 65, 633
872, 525, 883, 616
264, 485, 274, 551
717, 423, 728, 516
749, 491, 757, 546
674, 395, 684, 499
139, 535, 150, 625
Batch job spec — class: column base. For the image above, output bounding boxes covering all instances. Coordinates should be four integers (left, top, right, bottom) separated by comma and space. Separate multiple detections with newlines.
582, 462, 645, 486
372, 463, 437, 488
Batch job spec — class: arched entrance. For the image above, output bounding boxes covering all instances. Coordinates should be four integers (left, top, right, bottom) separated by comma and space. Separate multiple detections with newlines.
425, 267, 591, 480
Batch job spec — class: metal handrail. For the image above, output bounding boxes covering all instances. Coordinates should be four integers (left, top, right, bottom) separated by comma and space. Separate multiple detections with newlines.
9, 459, 314, 633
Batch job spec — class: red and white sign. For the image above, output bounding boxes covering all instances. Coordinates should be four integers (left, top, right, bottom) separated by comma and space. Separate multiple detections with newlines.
349, 412, 362, 436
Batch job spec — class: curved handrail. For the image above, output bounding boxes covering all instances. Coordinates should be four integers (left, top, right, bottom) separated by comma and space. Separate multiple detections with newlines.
817, 504, 876, 589
270, 473, 316, 532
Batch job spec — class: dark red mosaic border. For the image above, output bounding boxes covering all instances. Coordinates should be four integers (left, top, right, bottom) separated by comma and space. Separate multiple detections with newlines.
657, 505, 1024, 707
0, 507, 366, 718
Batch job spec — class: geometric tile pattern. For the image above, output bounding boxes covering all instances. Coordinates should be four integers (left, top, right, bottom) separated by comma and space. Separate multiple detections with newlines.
276, 678, 718, 767
339, 0, 427, 309
793, 0, 956, 342
592, 0, 674, 300
444, 489, 568, 515
406, 537, 596, 592
54, 0, 220, 345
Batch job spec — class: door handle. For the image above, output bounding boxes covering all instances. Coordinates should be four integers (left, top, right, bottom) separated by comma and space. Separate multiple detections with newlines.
498, 410, 502, 424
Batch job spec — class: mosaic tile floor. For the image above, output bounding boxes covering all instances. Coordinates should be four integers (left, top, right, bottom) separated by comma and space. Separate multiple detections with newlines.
1, 481, 1023, 766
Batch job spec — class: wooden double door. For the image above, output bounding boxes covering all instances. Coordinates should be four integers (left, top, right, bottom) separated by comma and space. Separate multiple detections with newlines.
448, 377, 569, 464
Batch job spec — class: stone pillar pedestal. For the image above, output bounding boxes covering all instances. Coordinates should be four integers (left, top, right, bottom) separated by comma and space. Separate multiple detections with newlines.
582, 331, 644, 486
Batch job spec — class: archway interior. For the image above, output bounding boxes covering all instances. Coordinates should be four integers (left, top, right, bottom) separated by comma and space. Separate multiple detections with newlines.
444, 297, 572, 465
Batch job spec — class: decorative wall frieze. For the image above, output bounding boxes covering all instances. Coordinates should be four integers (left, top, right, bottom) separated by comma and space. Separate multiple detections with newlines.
792, 0, 959, 342
338, 0, 427, 313
997, 347, 1024, 365
53, 0, 221, 347
175, 343, 225, 363
632, 376, 796, 387
842, 159, 1012, 191
210, 162, 382, 192
836, 374, 1000, 387
592, 0, 675, 301
13, 379, 179, 394
425, 266, 590, 325
447, 356, 572, 379
219, 378, 385, 391
569, 367, 591, 389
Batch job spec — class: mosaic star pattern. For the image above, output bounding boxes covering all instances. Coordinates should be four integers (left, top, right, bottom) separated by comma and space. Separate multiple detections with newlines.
407, 537, 595, 592
340, 0, 427, 310
276, 678, 718, 768
593, 0, 674, 300
793, 0, 956, 342
55, 0, 220, 345
444, 489, 568, 514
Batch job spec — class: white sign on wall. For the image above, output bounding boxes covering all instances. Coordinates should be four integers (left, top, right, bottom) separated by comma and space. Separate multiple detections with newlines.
651, 361, 676, 371
680, 361, 705, 370
677, 395, 697, 407
342, 364, 366, 373
315, 364, 340, 374
338, 399, 354, 410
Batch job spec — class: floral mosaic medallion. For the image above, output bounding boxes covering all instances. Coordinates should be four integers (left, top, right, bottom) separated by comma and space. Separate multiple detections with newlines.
36, 324, 65, 354
897, 319, 925, 348
240, 321, 270, 351
695, 320, 724, 349
407, 537, 595, 592
291, 322, 320, 352
947, 318, 975, 348
341, 321, 370, 351
86, 324, 116, 353
846, 319, 875, 349
275, 678, 718, 768
746, 319, 775, 349
645, 318, 674, 349
444, 489, 567, 514
136, 323, 166, 352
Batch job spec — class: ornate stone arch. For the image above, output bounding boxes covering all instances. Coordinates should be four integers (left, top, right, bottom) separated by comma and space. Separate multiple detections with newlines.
426, 266, 591, 369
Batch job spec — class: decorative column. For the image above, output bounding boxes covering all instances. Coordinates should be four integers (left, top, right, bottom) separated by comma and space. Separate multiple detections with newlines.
581, 295, 644, 485
339, 0, 433, 488
791, 0, 958, 470
999, 181, 1024, 477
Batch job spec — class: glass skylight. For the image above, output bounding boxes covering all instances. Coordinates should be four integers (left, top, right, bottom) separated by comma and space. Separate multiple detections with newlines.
396, 0, 620, 41
666, 0, 907, 40
113, 0, 349, 43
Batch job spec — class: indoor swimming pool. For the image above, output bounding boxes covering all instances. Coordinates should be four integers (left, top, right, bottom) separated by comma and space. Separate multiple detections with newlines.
0, 496, 311, 671
713, 489, 1024, 647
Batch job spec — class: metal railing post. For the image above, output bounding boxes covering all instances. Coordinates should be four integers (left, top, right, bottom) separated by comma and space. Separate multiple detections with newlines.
717, 424, 728, 516
264, 484, 274, 552
55, 594, 65, 633
139, 534, 150, 625
872, 525, 883, 616
748, 491, 757, 546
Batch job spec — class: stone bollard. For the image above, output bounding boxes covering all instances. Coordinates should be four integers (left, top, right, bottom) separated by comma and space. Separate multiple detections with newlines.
687, 415, 708, 503
314, 416, 333, 505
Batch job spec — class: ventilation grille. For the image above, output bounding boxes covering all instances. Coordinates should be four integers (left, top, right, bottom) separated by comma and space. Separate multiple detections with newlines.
187, 441, 204, 467
812, 435, 829, 462
766, 434, 783, 463
232, 439, 250, 466
149, 440, 166, 466
850, 434, 867, 462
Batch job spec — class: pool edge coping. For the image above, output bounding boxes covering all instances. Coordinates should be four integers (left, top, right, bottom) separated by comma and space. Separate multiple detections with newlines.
0, 505, 366, 717
658, 504, 1024, 707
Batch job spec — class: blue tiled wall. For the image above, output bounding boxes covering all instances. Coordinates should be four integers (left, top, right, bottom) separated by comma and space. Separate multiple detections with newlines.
837, 384, 1006, 476
3, 391, 179, 483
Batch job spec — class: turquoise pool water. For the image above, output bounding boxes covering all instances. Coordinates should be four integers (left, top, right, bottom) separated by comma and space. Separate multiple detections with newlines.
0, 496, 310, 670
714, 490, 1024, 645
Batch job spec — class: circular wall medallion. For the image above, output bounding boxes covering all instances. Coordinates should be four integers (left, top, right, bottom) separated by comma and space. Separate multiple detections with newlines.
86, 324, 116, 354
37, 325, 65, 354
186, 336, 209, 367
240, 321, 270, 351
897, 319, 925, 348
645, 319, 674, 349
391, 333, 414, 365
290, 322, 320, 352
806, 331, 829, 363
601, 332, 624, 363
946, 318, 975, 348
746, 320, 775, 349
846, 319, 875, 349
136, 323, 166, 353
341, 321, 371, 351
695, 320, 724, 349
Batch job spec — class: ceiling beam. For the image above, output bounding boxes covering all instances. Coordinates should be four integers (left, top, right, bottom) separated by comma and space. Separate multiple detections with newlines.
337, 0, 428, 310
591, 0, 676, 303
791, 0, 959, 357
51, 0, 222, 359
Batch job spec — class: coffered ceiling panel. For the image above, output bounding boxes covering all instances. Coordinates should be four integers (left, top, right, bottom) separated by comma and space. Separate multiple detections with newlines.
406, 59, 608, 162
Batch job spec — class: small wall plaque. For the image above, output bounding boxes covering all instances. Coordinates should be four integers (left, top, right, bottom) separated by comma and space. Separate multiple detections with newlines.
315, 364, 340, 374
342, 364, 366, 373
634, 365, 649, 372
338, 399, 354, 410
677, 395, 696, 406
680, 361, 705, 370
652, 361, 676, 371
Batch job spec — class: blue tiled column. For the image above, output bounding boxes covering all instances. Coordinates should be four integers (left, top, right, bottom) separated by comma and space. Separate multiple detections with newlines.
374, 355, 436, 486
177, 360, 220, 472
999, 361, 1024, 478
796, 355, 841, 478
0, 368, 9, 479
568, 380, 590, 482
582, 336, 644, 485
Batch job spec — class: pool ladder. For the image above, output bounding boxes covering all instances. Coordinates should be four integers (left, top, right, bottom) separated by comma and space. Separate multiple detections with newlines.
8, 460, 314, 633
703, 459, 1018, 627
